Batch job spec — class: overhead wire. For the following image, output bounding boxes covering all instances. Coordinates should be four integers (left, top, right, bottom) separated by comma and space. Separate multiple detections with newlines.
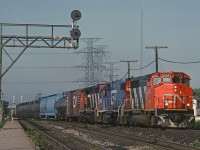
120, 71, 128, 81
5, 66, 73, 69
2, 52, 75, 55
131, 60, 155, 71
158, 58, 200, 64
3, 81, 73, 84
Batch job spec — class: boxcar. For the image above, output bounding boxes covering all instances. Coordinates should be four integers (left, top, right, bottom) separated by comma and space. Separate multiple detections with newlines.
65, 89, 83, 121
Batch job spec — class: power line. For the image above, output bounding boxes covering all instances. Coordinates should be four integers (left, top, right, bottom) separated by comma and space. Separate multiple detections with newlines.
5, 66, 73, 69
158, 58, 200, 64
119, 72, 128, 81
3, 81, 73, 84
131, 60, 155, 70
3, 52, 74, 55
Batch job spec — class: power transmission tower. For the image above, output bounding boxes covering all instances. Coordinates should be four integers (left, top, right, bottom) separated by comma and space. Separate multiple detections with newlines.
120, 60, 137, 78
0, 10, 82, 123
74, 38, 108, 87
145, 46, 168, 72
93, 45, 107, 84
105, 62, 119, 82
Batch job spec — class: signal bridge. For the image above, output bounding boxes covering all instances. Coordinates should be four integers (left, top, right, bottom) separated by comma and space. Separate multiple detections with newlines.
0, 10, 82, 123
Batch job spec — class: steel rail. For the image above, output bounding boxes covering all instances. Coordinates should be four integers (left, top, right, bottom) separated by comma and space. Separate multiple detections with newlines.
50, 121, 200, 150
21, 120, 106, 150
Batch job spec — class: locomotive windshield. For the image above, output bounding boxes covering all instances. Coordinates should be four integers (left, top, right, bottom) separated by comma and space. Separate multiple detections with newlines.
163, 78, 171, 83
173, 77, 180, 83
173, 77, 189, 85
153, 77, 161, 85
153, 77, 171, 85
153, 76, 190, 86
181, 78, 189, 85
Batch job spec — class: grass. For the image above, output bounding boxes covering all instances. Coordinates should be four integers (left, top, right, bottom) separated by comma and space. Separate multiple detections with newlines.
26, 129, 53, 150
192, 140, 200, 147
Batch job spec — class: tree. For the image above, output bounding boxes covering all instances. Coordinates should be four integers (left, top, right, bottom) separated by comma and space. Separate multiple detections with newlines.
193, 88, 200, 97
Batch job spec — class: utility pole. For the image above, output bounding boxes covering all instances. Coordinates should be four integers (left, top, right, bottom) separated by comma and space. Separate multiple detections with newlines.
0, 25, 2, 122
140, 0, 144, 76
120, 60, 137, 78
145, 46, 167, 72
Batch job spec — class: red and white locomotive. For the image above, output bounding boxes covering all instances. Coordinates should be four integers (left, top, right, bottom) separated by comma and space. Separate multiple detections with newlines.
140, 72, 194, 128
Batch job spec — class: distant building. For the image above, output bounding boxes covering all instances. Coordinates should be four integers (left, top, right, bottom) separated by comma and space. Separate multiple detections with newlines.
193, 96, 200, 120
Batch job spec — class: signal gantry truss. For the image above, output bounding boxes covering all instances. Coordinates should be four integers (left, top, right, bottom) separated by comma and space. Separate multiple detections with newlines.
0, 10, 82, 123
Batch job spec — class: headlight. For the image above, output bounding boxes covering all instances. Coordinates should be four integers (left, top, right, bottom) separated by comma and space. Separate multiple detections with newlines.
174, 89, 177, 92
174, 86, 177, 89
187, 103, 190, 107
165, 102, 168, 106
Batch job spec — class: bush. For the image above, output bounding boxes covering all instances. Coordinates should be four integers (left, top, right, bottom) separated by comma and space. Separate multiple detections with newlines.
192, 140, 200, 147
195, 120, 200, 129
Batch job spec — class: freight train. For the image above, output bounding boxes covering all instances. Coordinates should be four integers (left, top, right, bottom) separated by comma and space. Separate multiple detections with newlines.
16, 71, 195, 128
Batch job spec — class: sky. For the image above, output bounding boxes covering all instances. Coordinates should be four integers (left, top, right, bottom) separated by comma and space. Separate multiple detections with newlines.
0, 0, 200, 104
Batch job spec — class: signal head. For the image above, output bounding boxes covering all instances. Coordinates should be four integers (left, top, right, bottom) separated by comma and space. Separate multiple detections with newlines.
70, 28, 81, 40
71, 10, 81, 21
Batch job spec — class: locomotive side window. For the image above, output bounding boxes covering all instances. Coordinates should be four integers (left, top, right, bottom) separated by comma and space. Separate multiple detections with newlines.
163, 78, 171, 83
153, 77, 161, 85
173, 77, 180, 83
181, 78, 189, 85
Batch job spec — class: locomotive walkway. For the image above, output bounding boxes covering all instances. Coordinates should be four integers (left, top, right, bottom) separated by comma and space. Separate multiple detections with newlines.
0, 120, 35, 150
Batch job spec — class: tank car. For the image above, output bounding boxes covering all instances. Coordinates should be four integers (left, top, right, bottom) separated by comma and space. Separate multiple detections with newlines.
55, 92, 67, 120
30, 100, 40, 118
16, 103, 25, 118
16, 99, 40, 119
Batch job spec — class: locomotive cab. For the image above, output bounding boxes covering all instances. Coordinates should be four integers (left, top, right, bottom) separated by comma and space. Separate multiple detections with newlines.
145, 72, 195, 128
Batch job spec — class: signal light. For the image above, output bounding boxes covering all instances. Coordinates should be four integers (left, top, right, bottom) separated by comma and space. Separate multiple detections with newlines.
71, 10, 81, 21
70, 28, 81, 40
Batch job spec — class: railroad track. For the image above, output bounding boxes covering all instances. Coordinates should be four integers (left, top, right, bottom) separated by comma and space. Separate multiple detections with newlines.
19, 120, 105, 150
40, 120, 200, 150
